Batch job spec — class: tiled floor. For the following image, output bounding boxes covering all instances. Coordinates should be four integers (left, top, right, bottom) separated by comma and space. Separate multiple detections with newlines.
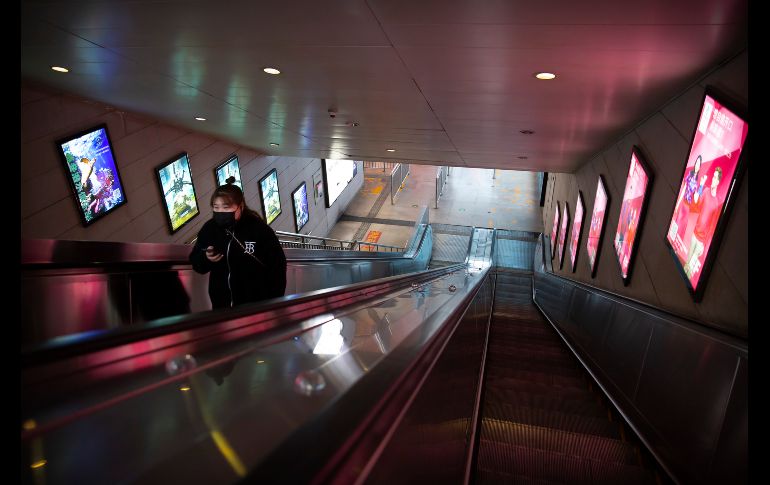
327, 164, 545, 249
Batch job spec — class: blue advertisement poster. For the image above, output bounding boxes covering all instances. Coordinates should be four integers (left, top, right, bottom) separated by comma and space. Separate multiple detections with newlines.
59, 125, 127, 225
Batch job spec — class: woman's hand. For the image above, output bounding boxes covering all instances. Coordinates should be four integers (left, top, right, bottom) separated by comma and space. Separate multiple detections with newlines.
205, 246, 224, 262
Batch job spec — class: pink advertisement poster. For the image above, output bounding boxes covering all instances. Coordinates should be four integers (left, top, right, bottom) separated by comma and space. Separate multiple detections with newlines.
613, 150, 650, 281
569, 193, 584, 272
557, 202, 569, 269
587, 177, 608, 275
666, 94, 748, 293
551, 202, 560, 259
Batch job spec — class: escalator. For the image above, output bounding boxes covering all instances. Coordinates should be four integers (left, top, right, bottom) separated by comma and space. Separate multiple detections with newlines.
21, 228, 741, 484
475, 272, 661, 484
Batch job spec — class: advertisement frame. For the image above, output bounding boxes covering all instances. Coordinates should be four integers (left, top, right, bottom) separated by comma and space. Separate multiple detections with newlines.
551, 201, 561, 260
155, 152, 200, 234
569, 190, 585, 273
664, 86, 749, 301
291, 181, 310, 233
56, 124, 128, 227
586, 175, 611, 278
258, 168, 282, 225
613, 146, 654, 286
321, 159, 358, 208
214, 154, 242, 189
557, 201, 570, 270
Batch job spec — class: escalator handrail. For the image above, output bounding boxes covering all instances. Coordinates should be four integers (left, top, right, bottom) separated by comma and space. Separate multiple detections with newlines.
23, 215, 437, 365
250, 262, 493, 484
22, 262, 464, 369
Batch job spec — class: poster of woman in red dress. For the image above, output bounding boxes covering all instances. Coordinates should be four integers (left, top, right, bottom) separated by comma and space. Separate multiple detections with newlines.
666, 92, 748, 297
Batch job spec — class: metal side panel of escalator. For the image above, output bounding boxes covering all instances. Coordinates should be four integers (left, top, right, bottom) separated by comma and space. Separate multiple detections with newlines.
20, 228, 497, 485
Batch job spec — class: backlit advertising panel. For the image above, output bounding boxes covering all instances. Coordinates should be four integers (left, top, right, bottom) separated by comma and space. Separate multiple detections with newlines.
665, 90, 748, 300
156, 153, 199, 233
322, 159, 358, 207
57, 125, 127, 226
215, 155, 242, 189
613, 148, 653, 285
557, 202, 569, 270
291, 182, 310, 232
569, 191, 584, 273
258, 169, 282, 225
551, 202, 560, 259
586, 176, 610, 278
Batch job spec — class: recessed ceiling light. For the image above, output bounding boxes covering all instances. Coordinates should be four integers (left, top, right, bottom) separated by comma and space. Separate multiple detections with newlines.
386, 149, 396, 152
520, 130, 535, 135
535, 72, 556, 80
263, 67, 281, 75
179, 386, 191, 392
195, 117, 206, 121
51, 66, 69, 73
270, 143, 279, 147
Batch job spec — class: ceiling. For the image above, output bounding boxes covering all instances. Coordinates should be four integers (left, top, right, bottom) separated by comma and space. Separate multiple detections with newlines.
21, 0, 748, 172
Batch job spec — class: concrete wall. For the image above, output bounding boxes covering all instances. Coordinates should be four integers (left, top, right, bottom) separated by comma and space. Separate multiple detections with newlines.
21, 82, 363, 244
542, 49, 748, 338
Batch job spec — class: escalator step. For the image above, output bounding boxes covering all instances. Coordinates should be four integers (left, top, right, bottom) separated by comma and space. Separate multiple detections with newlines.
487, 343, 574, 362
483, 387, 605, 418
479, 421, 639, 465
484, 367, 586, 390
488, 334, 567, 352
485, 356, 584, 380
482, 403, 620, 439
477, 440, 654, 484
477, 439, 591, 484
484, 376, 593, 398
475, 467, 569, 485
489, 323, 557, 339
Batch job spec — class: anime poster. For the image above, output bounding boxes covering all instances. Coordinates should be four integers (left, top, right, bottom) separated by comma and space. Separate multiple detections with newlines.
586, 176, 609, 276
569, 192, 584, 272
215, 155, 242, 189
259, 169, 282, 225
613, 150, 651, 281
157, 153, 199, 232
551, 202, 560, 259
557, 203, 569, 270
292, 182, 310, 232
666, 93, 748, 294
58, 125, 127, 225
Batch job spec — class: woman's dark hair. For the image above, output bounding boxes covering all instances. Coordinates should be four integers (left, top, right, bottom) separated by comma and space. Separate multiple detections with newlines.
210, 182, 262, 220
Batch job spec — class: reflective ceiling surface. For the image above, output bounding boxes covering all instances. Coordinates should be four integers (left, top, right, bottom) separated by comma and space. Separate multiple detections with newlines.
21, 0, 748, 172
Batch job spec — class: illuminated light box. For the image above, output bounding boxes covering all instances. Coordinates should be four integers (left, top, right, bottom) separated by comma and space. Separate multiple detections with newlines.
557, 202, 570, 270
291, 182, 310, 233
613, 147, 653, 285
322, 159, 358, 207
57, 124, 127, 226
156, 153, 200, 233
259, 168, 282, 225
215, 154, 242, 189
551, 201, 561, 259
586, 176, 610, 278
665, 89, 748, 300
569, 191, 585, 273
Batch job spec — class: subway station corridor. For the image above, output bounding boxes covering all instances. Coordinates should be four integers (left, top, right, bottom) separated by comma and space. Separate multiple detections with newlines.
22, 1, 748, 484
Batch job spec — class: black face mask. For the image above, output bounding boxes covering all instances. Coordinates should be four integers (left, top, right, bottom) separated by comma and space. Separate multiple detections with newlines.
213, 211, 236, 229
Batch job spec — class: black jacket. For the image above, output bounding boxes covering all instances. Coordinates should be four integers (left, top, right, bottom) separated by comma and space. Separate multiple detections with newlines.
190, 212, 287, 309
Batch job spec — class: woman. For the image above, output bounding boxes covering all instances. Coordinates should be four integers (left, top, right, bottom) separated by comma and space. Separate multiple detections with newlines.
190, 180, 287, 309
